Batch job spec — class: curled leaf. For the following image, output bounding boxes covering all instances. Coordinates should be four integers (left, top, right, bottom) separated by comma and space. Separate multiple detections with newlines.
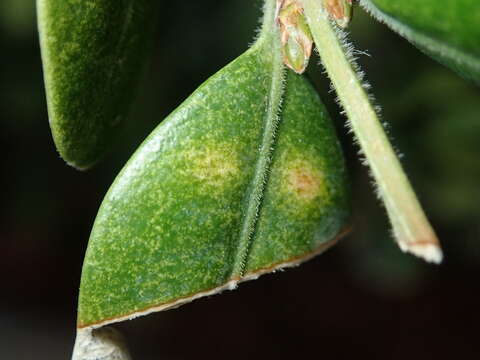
37, 0, 157, 169
362, 0, 480, 84
76, 7, 350, 329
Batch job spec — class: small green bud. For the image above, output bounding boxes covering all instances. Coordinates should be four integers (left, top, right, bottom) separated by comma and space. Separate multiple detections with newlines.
323, 0, 353, 28
277, 0, 313, 74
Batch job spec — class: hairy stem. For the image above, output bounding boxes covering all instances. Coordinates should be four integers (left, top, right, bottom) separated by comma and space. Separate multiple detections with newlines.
301, 0, 442, 263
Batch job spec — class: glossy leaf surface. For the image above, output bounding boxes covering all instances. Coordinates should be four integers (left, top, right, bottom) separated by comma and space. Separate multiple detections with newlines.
363, 0, 480, 84
37, 0, 156, 169
77, 14, 350, 328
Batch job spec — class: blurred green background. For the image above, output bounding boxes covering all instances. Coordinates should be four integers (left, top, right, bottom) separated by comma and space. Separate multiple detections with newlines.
1, 1, 480, 359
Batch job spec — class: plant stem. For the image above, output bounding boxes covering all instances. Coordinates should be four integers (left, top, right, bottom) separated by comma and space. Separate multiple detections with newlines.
301, 0, 443, 263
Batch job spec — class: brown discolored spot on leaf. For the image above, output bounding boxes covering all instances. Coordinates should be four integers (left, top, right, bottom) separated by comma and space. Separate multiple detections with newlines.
286, 161, 325, 201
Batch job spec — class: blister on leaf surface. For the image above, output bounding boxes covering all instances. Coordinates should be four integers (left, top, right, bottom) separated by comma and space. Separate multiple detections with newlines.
363, 0, 480, 84
77, 19, 350, 328
37, 0, 157, 169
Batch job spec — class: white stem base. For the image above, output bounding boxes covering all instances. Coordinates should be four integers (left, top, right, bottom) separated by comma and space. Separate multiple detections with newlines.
72, 327, 131, 360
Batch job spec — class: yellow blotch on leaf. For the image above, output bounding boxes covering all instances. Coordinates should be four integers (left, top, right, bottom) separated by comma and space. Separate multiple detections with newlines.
185, 143, 240, 188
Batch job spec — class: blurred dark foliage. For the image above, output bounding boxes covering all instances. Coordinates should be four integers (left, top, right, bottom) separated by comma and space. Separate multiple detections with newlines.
1, 1, 480, 359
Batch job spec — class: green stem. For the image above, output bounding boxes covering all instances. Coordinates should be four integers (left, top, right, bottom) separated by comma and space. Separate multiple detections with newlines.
260, 0, 279, 38
301, 0, 442, 263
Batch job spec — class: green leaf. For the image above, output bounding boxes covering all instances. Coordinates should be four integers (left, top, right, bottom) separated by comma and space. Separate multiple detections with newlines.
362, 0, 480, 84
76, 6, 350, 328
37, 0, 157, 169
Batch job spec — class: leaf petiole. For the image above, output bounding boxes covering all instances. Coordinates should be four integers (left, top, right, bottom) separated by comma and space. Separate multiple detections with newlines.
300, 0, 443, 263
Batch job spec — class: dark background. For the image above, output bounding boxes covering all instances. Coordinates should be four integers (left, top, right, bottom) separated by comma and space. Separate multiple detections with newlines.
1, 1, 480, 359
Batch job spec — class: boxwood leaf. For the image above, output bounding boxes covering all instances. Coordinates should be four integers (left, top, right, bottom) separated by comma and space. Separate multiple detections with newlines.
76, 4, 350, 330
37, 0, 157, 169
362, 0, 480, 84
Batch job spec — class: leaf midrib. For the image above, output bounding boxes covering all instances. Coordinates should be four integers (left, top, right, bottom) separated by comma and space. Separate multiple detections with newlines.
229, 21, 286, 279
